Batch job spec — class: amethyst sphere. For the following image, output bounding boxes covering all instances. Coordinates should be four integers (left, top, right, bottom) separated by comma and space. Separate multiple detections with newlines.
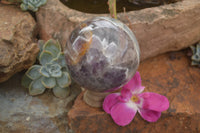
64, 17, 140, 92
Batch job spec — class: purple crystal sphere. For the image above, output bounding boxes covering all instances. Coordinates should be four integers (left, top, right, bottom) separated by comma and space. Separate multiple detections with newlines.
64, 17, 140, 92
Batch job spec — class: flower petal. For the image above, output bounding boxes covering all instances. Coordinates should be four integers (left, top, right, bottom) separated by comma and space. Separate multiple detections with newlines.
138, 109, 161, 122
120, 88, 132, 102
139, 92, 169, 112
103, 93, 120, 114
110, 102, 137, 126
123, 71, 145, 94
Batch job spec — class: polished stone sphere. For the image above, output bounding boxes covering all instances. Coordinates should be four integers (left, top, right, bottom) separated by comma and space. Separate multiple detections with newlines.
64, 17, 140, 92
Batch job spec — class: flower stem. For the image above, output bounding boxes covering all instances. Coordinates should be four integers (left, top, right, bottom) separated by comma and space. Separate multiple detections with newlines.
108, 0, 117, 19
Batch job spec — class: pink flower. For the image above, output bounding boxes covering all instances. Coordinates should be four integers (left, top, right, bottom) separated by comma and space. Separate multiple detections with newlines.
103, 72, 169, 126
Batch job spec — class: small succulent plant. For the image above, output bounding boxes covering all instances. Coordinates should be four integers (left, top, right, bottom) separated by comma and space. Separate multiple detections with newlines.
22, 39, 71, 98
1, 0, 46, 12
20, 0, 47, 12
190, 43, 200, 66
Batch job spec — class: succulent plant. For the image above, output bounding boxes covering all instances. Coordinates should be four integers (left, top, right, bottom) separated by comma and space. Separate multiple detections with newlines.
22, 39, 71, 98
190, 43, 200, 66
20, 0, 47, 12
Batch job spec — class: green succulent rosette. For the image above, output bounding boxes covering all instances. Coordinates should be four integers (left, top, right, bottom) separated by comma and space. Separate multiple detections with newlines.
22, 39, 71, 98
20, 0, 47, 12
190, 43, 200, 66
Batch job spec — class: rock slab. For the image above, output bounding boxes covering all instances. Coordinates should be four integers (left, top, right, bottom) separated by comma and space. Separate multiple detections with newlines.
68, 50, 200, 133
36, 0, 200, 61
0, 72, 81, 133
0, 4, 39, 83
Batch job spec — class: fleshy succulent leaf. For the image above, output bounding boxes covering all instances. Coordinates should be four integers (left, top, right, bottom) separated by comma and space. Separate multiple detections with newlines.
37, 40, 45, 60
21, 74, 32, 88
43, 39, 61, 58
51, 52, 67, 67
29, 78, 46, 95
40, 66, 50, 77
20, 0, 47, 12
56, 72, 71, 88
20, 3, 28, 11
51, 70, 62, 78
38, 40, 45, 50
39, 51, 54, 66
191, 61, 200, 66
190, 43, 200, 66
41, 77, 56, 89
53, 86, 70, 98
26, 65, 41, 80
196, 44, 200, 54
192, 54, 200, 62
46, 63, 62, 77
190, 46, 196, 54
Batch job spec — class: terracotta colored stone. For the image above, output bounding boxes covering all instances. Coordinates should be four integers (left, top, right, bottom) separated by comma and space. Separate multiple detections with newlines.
0, 4, 39, 83
36, 0, 200, 61
68, 50, 200, 133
